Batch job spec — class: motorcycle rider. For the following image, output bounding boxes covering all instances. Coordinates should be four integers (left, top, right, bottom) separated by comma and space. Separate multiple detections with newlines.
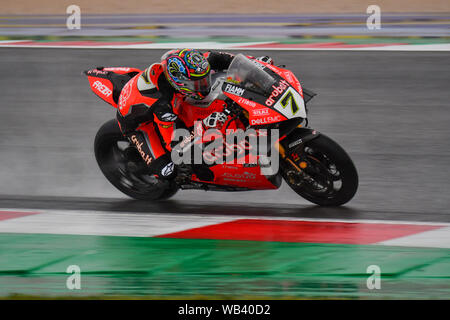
117, 48, 272, 180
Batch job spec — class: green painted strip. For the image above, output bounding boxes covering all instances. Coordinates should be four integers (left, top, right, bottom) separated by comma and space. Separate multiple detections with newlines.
0, 233, 449, 299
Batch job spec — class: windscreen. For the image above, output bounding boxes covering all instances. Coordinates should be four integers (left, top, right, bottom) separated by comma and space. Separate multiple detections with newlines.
183, 73, 212, 96
226, 54, 277, 94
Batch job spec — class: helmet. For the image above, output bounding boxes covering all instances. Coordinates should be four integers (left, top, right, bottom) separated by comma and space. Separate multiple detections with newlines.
161, 49, 211, 100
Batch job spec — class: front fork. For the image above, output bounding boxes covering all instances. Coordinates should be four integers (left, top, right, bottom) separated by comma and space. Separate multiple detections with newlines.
276, 126, 321, 175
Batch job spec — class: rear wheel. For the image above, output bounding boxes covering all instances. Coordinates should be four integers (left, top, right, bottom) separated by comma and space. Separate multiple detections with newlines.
94, 119, 178, 200
281, 134, 358, 206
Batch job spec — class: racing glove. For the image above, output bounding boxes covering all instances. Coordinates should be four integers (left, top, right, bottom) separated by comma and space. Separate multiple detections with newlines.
202, 112, 228, 130
256, 56, 274, 65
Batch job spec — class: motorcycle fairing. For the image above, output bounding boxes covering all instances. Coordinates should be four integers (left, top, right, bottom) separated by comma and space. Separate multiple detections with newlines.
264, 63, 303, 96
222, 88, 288, 126
171, 104, 281, 189
174, 98, 227, 128
192, 164, 281, 190
183, 123, 282, 189
102, 67, 141, 75
223, 58, 307, 124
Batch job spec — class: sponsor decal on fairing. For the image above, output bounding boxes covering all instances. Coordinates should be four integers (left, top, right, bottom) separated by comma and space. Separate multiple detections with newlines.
222, 171, 257, 180
104, 67, 131, 72
92, 80, 112, 97
250, 116, 282, 126
87, 69, 108, 76
224, 83, 245, 96
118, 77, 134, 112
237, 97, 257, 108
252, 109, 270, 116
265, 79, 290, 106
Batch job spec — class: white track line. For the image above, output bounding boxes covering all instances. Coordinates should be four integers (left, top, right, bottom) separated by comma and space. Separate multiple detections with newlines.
377, 227, 450, 249
1, 207, 449, 226
1, 207, 450, 247
0, 209, 237, 237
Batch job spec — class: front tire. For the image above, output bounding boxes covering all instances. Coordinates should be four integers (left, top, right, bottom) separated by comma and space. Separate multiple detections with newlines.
281, 133, 358, 206
94, 119, 178, 200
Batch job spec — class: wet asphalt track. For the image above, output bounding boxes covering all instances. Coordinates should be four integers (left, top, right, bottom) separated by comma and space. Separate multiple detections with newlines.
0, 48, 449, 222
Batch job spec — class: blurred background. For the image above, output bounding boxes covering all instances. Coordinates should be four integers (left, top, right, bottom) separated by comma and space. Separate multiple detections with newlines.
0, 0, 449, 299
1, 0, 449, 42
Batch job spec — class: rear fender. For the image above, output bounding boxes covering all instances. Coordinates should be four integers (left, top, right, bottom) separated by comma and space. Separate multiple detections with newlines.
84, 67, 141, 108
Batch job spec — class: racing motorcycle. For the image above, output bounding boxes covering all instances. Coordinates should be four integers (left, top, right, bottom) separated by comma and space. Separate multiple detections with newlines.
84, 54, 358, 206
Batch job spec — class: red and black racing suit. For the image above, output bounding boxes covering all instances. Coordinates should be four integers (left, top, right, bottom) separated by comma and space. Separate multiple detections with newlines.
116, 51, 234, 179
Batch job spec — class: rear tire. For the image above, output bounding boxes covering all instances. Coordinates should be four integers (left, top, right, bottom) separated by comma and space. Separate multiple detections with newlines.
281, 133, 358, 206
94, 119, 178, 200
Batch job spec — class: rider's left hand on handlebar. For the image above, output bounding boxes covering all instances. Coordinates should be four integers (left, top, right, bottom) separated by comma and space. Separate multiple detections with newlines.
256, 56, 274, 65
202, 112, 228, 130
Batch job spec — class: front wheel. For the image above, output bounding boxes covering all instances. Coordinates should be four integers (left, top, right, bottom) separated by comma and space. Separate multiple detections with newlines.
281, 133, 358, 206
94, 119, 178, 200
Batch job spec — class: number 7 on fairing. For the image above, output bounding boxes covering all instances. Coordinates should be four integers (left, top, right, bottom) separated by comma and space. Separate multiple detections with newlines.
280, 89, 299, 115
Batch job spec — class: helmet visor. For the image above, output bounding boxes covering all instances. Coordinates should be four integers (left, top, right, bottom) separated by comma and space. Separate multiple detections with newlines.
183, 73, 212, 96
